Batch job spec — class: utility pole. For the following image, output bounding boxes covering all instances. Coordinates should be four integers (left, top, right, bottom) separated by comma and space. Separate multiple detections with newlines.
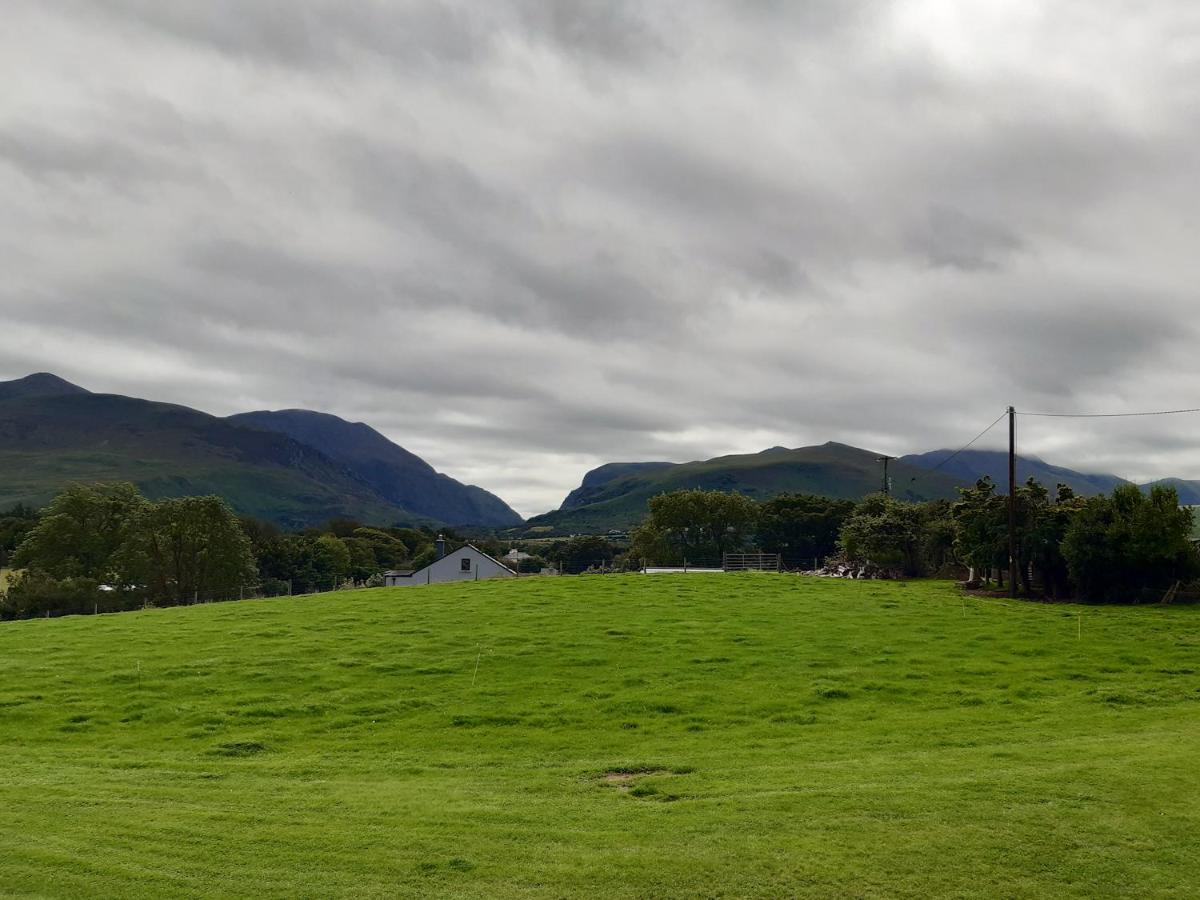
1008, 406, 1017, 598
877, 455, 896, 495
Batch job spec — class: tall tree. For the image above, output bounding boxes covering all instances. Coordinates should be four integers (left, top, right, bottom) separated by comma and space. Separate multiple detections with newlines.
11, 482, 148, 585
1062, 484, 1199, 602
839, 493, 924, 575
757, 494, 855, 566
134, 496, 257, 603
630, 489, 759, 565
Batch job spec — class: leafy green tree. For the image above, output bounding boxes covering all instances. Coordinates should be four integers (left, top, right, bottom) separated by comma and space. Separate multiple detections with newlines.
1018, 482, 1084, 598
314, 534, 352, 583
917, 499, 959, 574
1062, 484, 1199, 602
0, 571, 108, 619
133, 496, 257, 603
952, 478, 1008, 584
323, 517, 363, 539
630, 489, 759, 565
11, 483, 148, 585
546, 536, 618, 573
756, 494, 854, 567
351, 528, 409, 568
839, 493, 924, 575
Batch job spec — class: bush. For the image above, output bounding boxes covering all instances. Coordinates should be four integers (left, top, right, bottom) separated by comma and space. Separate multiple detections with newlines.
0, 570, 140, 619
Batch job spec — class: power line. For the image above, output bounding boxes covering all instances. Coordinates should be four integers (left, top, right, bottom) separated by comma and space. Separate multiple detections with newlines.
916, 409, 1010, 478
1020, 406, 1200, 419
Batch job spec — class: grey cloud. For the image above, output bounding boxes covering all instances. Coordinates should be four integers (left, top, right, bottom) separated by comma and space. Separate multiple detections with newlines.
4, 0, 1200, 516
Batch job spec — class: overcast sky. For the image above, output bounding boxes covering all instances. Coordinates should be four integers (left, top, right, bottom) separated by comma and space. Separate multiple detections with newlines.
3, 1, 1200, 517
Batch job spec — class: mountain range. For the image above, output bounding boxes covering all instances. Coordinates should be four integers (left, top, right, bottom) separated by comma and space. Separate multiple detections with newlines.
6, 372, 1199, 534
522, 443, 966, 534
0, 373, 521, 529
522, 443, 1200, 536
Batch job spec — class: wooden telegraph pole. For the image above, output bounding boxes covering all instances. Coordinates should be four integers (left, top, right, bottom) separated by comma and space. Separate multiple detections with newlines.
1008, 406, 1017, 598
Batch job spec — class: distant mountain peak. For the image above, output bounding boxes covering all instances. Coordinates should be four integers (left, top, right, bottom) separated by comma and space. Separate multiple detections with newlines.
0, 372, 90, 401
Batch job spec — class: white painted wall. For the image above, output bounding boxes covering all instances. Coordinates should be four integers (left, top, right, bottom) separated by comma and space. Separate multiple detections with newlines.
388, 545, 516, 587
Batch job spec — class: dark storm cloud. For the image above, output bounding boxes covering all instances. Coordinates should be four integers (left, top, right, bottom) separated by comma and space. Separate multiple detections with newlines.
4, 0, 1200, 515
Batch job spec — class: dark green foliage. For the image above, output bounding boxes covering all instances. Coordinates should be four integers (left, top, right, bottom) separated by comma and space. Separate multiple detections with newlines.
0, 571, 115, 618
3, 484, 255, 616
1062, 484, 1200, 602
756, 494, 854, 566
11, 483, 148, 584
952, 478, 1008, 579
514, 555, 546, 574
0, 503, 39, 568
630, 490, 758, 565
130, 496, 258, 604
839, 494, 925, 575
545, 536, 619, 573
1018, 482, 1084, 598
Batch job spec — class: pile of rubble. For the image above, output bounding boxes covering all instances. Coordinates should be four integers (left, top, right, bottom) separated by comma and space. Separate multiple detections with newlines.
804, 562, 902, 580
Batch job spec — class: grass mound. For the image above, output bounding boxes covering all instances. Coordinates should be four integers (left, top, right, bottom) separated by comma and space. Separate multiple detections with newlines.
2, 574, 1199, 897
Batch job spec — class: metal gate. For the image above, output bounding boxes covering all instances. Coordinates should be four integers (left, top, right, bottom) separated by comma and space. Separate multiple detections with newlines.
722, 552, 781, 572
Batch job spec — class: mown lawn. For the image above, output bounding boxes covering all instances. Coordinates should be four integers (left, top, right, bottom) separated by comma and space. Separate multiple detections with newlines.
1, 575, 1198, 898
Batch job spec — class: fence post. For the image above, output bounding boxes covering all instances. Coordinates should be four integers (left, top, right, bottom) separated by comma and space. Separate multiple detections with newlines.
684, 559, 689, 573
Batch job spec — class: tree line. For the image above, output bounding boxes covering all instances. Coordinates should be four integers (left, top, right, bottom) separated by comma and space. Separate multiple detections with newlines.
5, 477, 1196, 617
627, 481, 1199, 602
0, 483, 484, 619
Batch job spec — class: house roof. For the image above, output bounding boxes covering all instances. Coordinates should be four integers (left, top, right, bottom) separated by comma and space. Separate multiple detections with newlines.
384, 569, 415, 577
398, 543, 519, 580
461, 543, 519, 575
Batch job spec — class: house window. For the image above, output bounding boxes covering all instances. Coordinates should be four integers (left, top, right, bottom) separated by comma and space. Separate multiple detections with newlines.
461, 558, 472, 572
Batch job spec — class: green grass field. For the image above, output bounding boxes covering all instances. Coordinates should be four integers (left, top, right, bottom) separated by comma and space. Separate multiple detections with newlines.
2, 575, 1199, 897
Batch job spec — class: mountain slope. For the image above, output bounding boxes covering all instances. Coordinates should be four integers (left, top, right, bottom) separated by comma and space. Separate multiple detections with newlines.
560, 462, 675, 510
0, 378, 418, 529
524, 442, 966, 534
900, 449, 1129, 497
228, 409, 521, 527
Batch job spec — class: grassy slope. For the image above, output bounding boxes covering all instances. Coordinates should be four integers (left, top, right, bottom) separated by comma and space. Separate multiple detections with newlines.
1, 576, 1199, 898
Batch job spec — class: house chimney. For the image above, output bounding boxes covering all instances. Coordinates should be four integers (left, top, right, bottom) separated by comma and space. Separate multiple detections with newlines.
436, 535, 446, 560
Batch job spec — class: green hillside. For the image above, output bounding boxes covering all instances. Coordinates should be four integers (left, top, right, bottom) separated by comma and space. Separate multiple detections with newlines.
3, 576, 1198, 897
525, 442, 965, 534
0, 382, 415, 529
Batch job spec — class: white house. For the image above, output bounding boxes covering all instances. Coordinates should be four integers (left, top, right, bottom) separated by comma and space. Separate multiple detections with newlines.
384, 538, 517, 587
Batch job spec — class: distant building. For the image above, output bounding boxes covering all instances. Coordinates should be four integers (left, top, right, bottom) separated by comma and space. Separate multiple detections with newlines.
384, 536, 517, 587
